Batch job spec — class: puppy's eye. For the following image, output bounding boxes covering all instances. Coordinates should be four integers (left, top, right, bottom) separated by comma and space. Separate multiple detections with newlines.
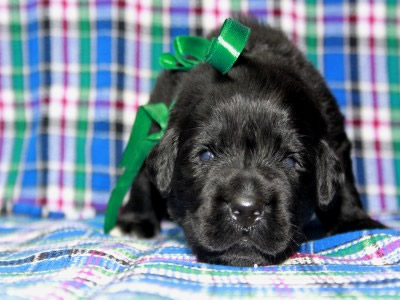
199, 150, 215, 162
283, 155, 298, 168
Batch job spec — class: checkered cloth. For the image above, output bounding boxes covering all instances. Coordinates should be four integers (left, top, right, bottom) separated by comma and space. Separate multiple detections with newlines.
0, 1, 399, 215
0, 215, 399, 299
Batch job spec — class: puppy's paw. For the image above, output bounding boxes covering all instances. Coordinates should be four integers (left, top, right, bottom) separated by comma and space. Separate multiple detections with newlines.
109, 226, 124, 237
114, 212, 160, 238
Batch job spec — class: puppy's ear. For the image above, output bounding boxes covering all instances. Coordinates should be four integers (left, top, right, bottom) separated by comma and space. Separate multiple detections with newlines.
146, 127, 179, 197
316, 140, 345, 210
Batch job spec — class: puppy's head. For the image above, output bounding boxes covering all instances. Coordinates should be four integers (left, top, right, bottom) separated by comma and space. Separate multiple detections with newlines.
147, 61, 344, 266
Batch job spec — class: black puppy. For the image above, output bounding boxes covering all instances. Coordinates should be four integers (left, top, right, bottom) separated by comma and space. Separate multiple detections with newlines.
114, 17, 385, 266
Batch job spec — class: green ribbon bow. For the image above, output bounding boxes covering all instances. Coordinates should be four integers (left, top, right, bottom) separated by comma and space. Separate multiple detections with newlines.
160, 18, 251, 74
103, 18, 251, 233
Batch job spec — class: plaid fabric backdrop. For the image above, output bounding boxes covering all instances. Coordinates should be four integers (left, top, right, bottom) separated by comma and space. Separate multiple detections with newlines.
0, 0, 399, 217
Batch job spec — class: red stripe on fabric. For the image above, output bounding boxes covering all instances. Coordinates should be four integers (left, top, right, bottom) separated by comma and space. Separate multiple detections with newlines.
116, 0, 127, 8
115, 100, 125, 110
39, 197, 47, 206
58, 0, 69, 210
42, 97, 135, 110
271, 9, 282, 17
134, 1, 142, 111
0, 1, 398, 27
368, 0, 386, 210
213, 1, 221, 23
291, 0, 298, 45
345, 119, 397, 127
192, 6, 203, 15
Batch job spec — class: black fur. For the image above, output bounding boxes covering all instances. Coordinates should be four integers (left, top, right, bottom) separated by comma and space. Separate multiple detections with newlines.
116, 16, 385, 266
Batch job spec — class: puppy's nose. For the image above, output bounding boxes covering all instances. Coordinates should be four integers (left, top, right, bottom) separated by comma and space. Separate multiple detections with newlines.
230, 196, 262, 228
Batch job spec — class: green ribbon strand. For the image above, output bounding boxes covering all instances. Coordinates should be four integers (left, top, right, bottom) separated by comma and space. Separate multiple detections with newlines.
104, 103, 169, 233
159, 18, 250, 74
104, 18, 251, 233
205, 18, 251, 74
159, 36, 210, 71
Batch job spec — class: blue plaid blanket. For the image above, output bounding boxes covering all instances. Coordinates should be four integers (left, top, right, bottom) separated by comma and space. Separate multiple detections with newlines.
0, 215, 399, 299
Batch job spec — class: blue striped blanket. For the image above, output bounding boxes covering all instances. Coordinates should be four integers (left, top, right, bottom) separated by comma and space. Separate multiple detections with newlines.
0, 215, 399, 299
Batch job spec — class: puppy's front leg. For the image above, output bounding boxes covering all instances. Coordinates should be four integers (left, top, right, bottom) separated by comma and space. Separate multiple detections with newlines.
112, 165, 166, 238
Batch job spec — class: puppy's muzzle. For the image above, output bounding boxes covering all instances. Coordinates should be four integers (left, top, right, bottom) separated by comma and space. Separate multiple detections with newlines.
230, 195, 262, 228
